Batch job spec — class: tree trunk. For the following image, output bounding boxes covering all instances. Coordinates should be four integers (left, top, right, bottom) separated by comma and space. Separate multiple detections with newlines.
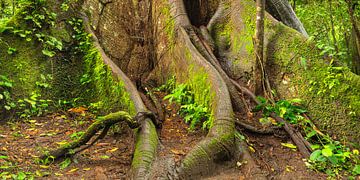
254, 0, 265, 95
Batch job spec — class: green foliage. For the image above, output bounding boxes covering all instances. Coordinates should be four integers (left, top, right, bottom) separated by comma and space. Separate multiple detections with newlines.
296, 0, 359, 67
256, 97, 360, 177
67, 17, 135, 115
163, 76, 212, 130
307, 138, 360, 178
255, 97, 306, 124
7, 47, 16, 54
0, 75, 16, 113
1, 0, 63, 57
17, 91, 51, 118
154, 76, 175, 92
59, 158, 71, 169
69, 131, 84, 140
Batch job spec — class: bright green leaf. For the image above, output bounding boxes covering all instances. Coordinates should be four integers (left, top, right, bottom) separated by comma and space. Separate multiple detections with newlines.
322, 148, 333, 157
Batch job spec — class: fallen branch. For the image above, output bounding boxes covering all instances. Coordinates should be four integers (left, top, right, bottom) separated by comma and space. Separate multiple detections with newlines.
270, 112, 311, 158
41, 111, 141, 160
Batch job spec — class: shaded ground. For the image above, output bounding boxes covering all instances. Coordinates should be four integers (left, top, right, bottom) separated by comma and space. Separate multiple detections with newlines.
0, 109, 134, 180
0, 92, 328, 179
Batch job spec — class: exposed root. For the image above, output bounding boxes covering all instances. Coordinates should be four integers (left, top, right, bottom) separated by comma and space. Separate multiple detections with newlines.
235, 120, 279, 135
41, 111, 138, 160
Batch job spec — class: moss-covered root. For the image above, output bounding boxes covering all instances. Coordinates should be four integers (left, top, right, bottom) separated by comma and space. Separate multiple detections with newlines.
130, 119, 159, 179
176, 131, 235, 178
41, 111, 137, 160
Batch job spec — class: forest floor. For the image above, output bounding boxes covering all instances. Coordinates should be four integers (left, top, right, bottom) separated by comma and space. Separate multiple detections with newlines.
0, 91, 327, 179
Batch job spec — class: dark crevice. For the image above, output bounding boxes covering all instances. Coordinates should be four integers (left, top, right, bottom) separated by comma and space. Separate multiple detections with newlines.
183, 0, 219, 27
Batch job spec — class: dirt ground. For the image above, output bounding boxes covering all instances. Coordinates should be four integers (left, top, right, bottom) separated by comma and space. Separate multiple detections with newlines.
0, 92, 329, 179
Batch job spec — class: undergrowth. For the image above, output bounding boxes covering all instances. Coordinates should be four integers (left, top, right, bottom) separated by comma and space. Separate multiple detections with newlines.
159, 76, 212, 130
255, 97, 360, 178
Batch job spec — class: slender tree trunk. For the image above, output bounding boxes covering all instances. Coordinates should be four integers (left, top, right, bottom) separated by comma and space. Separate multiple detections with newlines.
347, 0, 360, 74
328, 0, 339, 54
254, 0, 265, 95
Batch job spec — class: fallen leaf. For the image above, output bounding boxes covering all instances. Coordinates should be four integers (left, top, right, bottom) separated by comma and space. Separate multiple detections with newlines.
68, 107, 88, 114
107, 148, 118, 152
83, 168, 91, 171
281, 143, 297, 149
171, 149, 185, 155
39, 165, 49, 169
248, 146, 256, 153
56, 141, 68, 145
99, 155, 110, 159
67, 168, 79, 173
55, 173, 63, 176
285, 165, 294, 172
28, 120, 37, 123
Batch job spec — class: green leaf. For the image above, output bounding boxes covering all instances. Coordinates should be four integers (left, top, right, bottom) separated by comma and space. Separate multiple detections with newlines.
42, 50, 55, 57
0, 156, 8, 159
17, 172, 26, 180
279, 107, 287, 118
7, 47, 17, 55
290, 98, 302, 103
310, 144, 321, 150
310, 150, 322, 161
60, 158, 71, 169
322, 148, 333, 157
353, 165, 360, 175
281, 143, 297, 149
100, 155, 110, 159
306, 130, 317, 139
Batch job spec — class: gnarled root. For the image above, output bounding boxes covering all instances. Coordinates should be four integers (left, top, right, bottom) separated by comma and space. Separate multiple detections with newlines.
41, 111, 138, 160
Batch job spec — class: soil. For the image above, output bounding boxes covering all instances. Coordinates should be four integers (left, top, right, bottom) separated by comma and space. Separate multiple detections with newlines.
0, 93, 328, 179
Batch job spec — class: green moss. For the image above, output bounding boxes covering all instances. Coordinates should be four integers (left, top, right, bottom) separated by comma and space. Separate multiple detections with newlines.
0, 35, 47, 98
80, 47, 136, 115
131, 120, 158, 169
160, 1, 175, 49
269, 23, 360, 145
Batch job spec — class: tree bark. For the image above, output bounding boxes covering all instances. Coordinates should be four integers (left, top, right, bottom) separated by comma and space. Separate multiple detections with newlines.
265, 0, 309, 37
254, 0, 265, 95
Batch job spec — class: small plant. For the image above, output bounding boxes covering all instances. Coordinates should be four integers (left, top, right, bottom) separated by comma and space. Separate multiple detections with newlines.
17, 92, 52, 118
155, 76, 176, 92
164, 82, 212, 130
255, 97, 307, 125
69, 131, 85, 140
7, 47, 17, 55
0, 75, 16, 112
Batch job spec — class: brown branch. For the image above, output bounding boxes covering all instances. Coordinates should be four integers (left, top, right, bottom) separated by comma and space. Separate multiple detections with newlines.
270, 113, 311, 158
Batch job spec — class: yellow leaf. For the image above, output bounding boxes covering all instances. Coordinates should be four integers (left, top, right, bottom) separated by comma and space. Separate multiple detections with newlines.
68, 168, 78, 173
285, 165, 294, 172
55, 173, 63, 176
281, 143, 297, 149
39, 165, 49, 169
248, 146, 256, 153
29, 120, 37, 123
56, 141, 68, 145
353, 149, 359, 155
83, 168, 91, 171
171, 149, 185, 155
108, 148, 118, 152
